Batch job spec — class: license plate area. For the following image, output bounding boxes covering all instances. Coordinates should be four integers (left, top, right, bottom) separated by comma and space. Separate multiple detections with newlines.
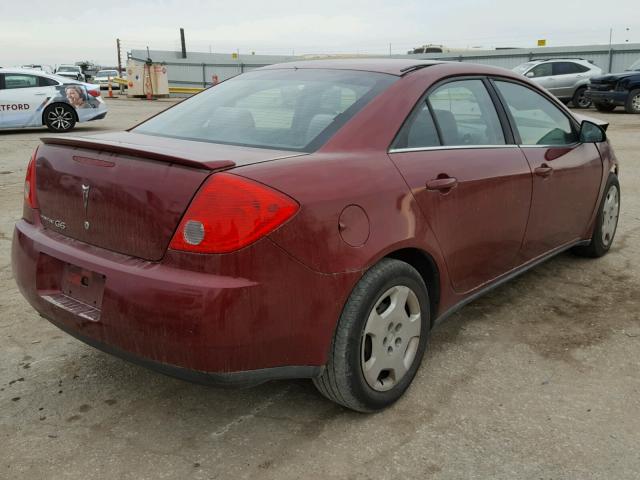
61, 264, 106, 308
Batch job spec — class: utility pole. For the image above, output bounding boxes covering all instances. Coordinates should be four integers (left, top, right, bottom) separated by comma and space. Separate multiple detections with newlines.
608, 28, 613, 73
389, 43, 392, 57
116, 38, 122, 76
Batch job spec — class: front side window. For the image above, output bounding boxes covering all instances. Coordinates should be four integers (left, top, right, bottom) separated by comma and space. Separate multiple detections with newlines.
427, 79, 505, 146
495, 81, 577, 146
134, 69, 396, 152
3, 74, 39, 89
529, 63, 552, 78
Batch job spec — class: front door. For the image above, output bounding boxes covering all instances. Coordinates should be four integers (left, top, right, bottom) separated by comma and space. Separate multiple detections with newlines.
493, 80, 603, 260
389, 78, 532, 293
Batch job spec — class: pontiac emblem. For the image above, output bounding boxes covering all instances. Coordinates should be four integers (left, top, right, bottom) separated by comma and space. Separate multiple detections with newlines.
81, 184, 91, 230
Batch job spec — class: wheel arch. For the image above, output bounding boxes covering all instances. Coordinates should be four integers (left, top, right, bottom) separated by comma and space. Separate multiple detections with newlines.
385, 247, 441, 327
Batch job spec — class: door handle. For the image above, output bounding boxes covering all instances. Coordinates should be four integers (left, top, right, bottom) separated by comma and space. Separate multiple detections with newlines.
426, 177, 458, 192
534, 164, 553, 177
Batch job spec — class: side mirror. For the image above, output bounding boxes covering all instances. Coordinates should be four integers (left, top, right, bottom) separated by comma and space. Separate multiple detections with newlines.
579, 120, 606, 143
525, 71, 535, 78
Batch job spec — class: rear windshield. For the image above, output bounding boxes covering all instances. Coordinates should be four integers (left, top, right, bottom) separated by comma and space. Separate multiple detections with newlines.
57, 66, 79, 72
98, 70, 118, 76
133, 69, 397, 152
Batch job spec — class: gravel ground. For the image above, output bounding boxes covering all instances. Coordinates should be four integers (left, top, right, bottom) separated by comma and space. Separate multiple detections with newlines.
1, 97, 639, 479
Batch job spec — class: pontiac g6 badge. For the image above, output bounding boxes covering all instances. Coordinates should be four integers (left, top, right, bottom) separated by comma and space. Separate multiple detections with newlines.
82, 183, 91, 230
40, 214, 66, 230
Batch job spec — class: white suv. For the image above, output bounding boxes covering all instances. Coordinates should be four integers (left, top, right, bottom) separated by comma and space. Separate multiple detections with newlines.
513, 58, 603, 108
0, 68, 108, 132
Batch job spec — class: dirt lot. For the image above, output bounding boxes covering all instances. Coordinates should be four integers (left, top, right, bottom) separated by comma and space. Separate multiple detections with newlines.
1, 97, 639, 480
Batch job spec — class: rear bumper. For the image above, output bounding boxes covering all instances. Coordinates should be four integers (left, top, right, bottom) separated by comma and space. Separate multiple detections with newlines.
12, 219, 357, 385
585, 90, 627, 105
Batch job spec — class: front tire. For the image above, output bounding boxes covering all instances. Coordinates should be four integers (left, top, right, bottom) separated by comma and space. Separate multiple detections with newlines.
625, 89, 640, 114
313, 258, 430, 412
44, 104, 76, 132
572, 87, 591, 109
594, 102, 616, 112
573, 173, 620, 258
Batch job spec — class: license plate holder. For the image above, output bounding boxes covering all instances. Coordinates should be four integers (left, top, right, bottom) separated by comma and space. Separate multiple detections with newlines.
61, 264, 106, 309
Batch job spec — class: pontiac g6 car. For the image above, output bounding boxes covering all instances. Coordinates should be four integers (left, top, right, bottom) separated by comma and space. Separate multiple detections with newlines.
12, 60, 620, 412
0, 68, 107, 132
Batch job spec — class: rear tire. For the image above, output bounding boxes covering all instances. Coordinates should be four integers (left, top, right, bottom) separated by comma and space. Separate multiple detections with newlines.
44, 104, 76, 132
313, 258, 430, 412
594, 102, 616, 112
572, 173, 620, 258
572, 87, 591, 109
624, 89, 640, 114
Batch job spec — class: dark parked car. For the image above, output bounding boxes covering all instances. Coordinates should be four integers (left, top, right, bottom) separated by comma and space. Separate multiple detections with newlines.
12, 59, 620, 412
587, 58, 640, 113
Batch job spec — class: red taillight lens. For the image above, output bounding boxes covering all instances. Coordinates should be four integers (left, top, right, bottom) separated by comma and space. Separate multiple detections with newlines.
169, 173, 299, 254
24, 148, 38, 210
88, 89, 101, 97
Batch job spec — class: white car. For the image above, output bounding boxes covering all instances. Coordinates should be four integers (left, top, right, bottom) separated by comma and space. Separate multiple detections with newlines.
0, 68, 108, 132
55, 65, 86, 82
94, 69, 121, 90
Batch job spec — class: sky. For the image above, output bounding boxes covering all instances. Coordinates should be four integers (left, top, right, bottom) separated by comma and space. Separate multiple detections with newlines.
1, 0, 638, 68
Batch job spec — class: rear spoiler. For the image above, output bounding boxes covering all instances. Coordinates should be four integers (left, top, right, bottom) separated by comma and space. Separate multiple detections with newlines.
40, 136, 236, 170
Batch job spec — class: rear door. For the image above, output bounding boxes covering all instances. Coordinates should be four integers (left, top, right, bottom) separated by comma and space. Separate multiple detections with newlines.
389, 78, 532, 293
492, 80, 602, 260
0, 73, 52, 128
550, 62, 583, 98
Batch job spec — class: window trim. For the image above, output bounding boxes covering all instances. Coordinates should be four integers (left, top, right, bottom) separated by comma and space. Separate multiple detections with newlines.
388, 74, 515, 153
488, 76, 581, 148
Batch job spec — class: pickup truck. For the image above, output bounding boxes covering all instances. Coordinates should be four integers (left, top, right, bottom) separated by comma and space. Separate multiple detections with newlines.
587, 58, 640, 113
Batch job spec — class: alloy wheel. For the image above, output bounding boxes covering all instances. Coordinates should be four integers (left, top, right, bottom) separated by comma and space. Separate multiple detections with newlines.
633, 93, 640, 112
601, 185, 620, 247
576, 90, 591, 108
361, 285, 421, 392
47, 106, 73, 131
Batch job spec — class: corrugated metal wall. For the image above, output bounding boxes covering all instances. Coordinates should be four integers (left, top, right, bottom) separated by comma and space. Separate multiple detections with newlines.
396, 43, 640, 74
130, 50, 297, 87
132, 44, 640, 88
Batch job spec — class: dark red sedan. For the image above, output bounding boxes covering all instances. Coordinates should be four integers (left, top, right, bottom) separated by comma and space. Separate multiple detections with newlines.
12, 59, 620, 412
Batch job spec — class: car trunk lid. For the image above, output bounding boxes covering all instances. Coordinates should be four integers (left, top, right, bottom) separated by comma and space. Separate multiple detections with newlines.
35, 132, 306, 261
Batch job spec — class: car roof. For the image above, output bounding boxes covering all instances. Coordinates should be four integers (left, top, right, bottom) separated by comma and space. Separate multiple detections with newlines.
0, 67, 81, 83
259, 58, 443, 76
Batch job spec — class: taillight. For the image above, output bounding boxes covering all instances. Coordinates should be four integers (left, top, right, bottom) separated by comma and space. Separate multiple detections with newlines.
88, 89, 101, 97
24, 148, 38, 209
169, 173, 299, 254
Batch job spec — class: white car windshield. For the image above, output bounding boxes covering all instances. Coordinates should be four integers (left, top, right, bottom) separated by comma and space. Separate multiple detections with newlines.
58, 66, 79, 72
97, 70, 118, 77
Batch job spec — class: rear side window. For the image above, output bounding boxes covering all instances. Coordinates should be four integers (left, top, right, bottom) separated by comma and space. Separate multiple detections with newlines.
39, 77, 59, 87
494, 81, 577, 146
552, 62, 589, 75
392, 103, 440, 149
3, 74, 39, 89
428, 79, 505, 146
